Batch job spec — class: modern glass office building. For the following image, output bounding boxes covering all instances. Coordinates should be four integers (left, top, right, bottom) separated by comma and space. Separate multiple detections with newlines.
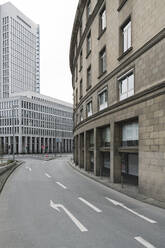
0, 2, 40, 98
0, 92, 73, 154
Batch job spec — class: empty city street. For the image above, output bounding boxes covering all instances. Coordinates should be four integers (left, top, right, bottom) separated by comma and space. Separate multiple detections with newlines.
0, 156, 165, 248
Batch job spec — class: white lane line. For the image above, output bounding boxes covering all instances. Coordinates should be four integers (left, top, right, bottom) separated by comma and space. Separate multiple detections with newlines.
45, 173, 51, 178
78, 197, 102, 213
134, 236, 156, 248
56, 182, 67, 189
50, 200, 88, 232
105, 197, 157, 224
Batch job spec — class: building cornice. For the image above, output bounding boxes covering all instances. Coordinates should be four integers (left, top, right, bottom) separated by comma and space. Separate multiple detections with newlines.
74, 79, 165, 132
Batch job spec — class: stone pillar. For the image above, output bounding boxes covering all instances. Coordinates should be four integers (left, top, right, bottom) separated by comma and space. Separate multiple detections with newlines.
84, 131, 90, 171
110, 122, 122, 183
29, 136, 32, 154
25, 136, 28, 154
68, 139, 70, 153
39, 137, 41, 153
47, 138, 49, 153
94, 128, 101, 176
3, 137, 6, 154
43, 138, 45, 153
8, 136, 11, 154
80, 134, 84, 168
78, 135, 81, 168
34, 137, 37, 153
18, 135, 22, 154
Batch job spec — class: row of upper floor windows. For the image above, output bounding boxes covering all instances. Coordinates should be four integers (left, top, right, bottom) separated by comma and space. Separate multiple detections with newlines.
73, 14, 131, 87
75, 69, 134, 123
73, 0, 129, 65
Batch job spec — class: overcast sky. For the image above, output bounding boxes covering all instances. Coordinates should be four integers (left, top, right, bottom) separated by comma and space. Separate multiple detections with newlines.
1, 0, 78, 104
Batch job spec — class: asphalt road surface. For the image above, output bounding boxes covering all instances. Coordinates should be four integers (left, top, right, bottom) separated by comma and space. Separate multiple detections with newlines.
0, 156, 165, 248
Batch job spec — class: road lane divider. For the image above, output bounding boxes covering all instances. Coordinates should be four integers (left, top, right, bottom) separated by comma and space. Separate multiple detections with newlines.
50, 200, 88, 232
105, 197, 157, 224
56, 182, 67, 189
134, 236, 156, 248
78, 197, 102, 213
45, 173, 51, 178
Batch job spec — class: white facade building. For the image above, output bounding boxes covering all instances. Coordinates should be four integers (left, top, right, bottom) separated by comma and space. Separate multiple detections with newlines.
0, 92, 73, 154
0, 2, 40, 98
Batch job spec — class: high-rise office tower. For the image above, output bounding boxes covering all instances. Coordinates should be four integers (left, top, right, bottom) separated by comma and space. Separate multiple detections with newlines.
0, 2, 40, 98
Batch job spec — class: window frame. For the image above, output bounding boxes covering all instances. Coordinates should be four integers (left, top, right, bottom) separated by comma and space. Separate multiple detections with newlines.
99, 4, 106, 36
86, 31, 91, 57
99, 46, 106, 76
86, 0, 91, 21
98, 87, 108, 111
86, 65, 92, 90
118, 69, 134, 101
86, 100, 93, 117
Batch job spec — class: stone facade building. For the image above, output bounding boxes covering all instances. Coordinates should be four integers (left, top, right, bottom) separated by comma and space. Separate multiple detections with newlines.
70, 0, 165, 201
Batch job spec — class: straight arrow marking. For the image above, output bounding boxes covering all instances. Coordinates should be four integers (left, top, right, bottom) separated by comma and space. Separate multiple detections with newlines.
78, 197, 102, 213
105, 197, 157, 224
45, 173, 51, 178
134, 236, 156, 248
56, 182, 67, 189
50, 200, 88, 232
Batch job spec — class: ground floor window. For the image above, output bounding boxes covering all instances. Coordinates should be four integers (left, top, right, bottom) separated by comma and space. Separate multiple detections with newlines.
121, 153, 138, 176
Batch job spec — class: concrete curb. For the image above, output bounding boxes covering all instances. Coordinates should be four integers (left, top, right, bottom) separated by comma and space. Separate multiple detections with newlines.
0, 161, 23, 194
68, 160, 165, 210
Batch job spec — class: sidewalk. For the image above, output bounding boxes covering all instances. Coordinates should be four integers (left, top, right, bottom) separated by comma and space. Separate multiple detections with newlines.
68, 159, 165, 210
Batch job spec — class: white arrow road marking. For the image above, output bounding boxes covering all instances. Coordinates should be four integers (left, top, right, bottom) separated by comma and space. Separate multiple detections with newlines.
45, 173, 51, 178
50, 200, 88, 232
78, 197, 102, 213
105, 197, 157, 224
56, 182, 67, 189
134, 236, 156, 248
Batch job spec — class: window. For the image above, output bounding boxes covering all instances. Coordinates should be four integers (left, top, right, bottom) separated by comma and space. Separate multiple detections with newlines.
122, 122, 138, 146
79, 21, 82, 40
87, 0, 91, 20
87, 101, 92, 117
119, 72, 134, 100
76, 63, 78, 81
76, 88, 78, 106
99, 5, 106, 34
98, 88, 108, 110
86, 31, 91, 55
99, 47, 106, 75
80, 79, 83, 99
122, 19, 131, 53
101, 126, 110, 147
80, 108, 83, 122
87, 65, 91, 89
80, 50, 83, 71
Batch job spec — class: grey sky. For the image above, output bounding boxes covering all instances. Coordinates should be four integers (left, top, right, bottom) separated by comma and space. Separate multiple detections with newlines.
1, 0, 78, 103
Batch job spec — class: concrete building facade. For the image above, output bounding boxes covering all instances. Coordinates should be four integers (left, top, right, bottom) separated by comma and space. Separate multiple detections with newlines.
0, 91, 73, 154
70, 0, 165, 201
0, 2, 40, 98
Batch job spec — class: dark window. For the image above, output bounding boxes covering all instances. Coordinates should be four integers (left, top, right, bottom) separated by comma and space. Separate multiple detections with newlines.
99, 47, 106, 75
99, 5, 106, 34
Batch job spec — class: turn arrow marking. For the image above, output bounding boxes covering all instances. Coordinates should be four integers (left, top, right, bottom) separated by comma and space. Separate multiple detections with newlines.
50, 200, 88, 232
105, 197, 157, 224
